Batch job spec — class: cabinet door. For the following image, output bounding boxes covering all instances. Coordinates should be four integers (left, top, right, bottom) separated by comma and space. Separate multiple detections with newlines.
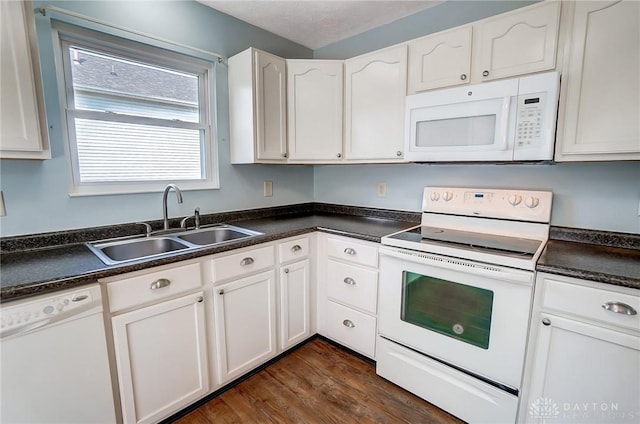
524, 313, 640, 423
0, 1, 50, 159
112, 292, 209, 424
344, 45, 407, 161
287, 60, 343, 161
214, 270, 277, 385
279, 259, 311, 350
556, 0, 640, 161
407, 26, 472, 93
473, 1, 560, 82
254, 50, 287, 161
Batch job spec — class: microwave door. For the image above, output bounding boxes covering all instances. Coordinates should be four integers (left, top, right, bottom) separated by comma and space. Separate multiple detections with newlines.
406, 96, 513, 161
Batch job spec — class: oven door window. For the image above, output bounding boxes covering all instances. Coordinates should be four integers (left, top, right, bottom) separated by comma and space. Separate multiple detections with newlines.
401, 271, 494, 349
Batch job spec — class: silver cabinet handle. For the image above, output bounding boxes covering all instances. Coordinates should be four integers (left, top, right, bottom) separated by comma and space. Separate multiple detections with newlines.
290, 245, 302, 252
343, 319, 355, 328
542, 318, 551, 326
337, 153, 342, 158
602, 302, 637, 316
282, 153, 288, 158
72, 294, 89, 302
343, 277, 356, 286
150, 278, 171, 290
284, 268, 289, 274
460, 73, 467, 80
218, 289, 224, 295
396, 151, 402, 157
343, 247, 356, 255
482, 70, 490, 77
196, 296, 204, 303
240, 257, 254, 266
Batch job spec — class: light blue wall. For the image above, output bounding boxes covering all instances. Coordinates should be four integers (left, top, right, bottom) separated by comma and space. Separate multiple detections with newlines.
312, 0, 640, 234
314, 163, 640, 233
0, 1, 314, 237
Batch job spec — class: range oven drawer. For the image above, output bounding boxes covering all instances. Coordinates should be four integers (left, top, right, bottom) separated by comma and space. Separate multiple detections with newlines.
376, 336, 518, 423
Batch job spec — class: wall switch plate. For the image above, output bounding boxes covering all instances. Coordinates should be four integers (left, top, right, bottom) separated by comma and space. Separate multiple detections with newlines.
264, 181, 273, 197
377, 182, 386, 197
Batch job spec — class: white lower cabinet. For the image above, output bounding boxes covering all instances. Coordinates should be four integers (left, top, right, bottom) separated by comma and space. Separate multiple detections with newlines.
279, 259, 311, 350
111, 292, 209, 424
520, 273, 640, 423
103, 261, 209, 424
212, 269, 277, 385
318, 233, 379, 359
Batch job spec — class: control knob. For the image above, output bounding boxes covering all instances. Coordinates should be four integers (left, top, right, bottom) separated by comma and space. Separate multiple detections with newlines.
508, 194, 522, 206
429, 192, 440, 201
525, 196, 540, 208
442, 191, 454, 202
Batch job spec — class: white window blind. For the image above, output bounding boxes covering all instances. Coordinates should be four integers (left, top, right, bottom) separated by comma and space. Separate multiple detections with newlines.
54, 23, 217, 195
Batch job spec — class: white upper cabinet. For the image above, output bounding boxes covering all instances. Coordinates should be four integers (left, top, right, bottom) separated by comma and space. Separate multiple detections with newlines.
473, 1, 560, 82
0, 1, 50, 159
408, 26, 472, 93
345, 45, 407, 161
407, 2, 560, 94
555, 0, 640, 161
287, 60, 343, 162
229, 48, 287, 163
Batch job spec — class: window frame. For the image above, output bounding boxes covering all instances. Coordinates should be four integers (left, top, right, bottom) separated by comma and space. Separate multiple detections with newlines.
52, 22, 219, 196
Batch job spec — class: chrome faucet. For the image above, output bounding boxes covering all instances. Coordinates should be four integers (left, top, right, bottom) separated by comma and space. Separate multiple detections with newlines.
162, 184, 183, 230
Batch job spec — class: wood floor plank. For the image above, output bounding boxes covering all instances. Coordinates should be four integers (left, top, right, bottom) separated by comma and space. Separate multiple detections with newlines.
176, 339, 464, 424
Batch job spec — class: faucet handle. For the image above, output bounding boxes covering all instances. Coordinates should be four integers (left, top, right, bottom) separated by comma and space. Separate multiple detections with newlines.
180, 215, 193, 229
136, 222, 152, 237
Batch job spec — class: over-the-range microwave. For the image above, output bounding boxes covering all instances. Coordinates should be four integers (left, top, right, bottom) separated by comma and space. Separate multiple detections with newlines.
404, 71, 560, 162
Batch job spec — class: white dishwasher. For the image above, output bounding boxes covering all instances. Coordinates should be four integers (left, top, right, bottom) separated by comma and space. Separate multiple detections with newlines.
1, 283, 117, 423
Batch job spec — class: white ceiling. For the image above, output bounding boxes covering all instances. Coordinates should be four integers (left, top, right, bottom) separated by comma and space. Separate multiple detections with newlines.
198, 0, 444, 50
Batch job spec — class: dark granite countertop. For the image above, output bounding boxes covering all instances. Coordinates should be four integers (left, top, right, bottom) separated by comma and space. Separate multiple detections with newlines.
2, 204, 639, 302
537, 228, 640, 290
0, 211, 418, 302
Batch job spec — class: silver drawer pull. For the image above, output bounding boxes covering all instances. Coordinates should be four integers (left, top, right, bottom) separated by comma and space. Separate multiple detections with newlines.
342, 319, 355, 328
602, 301, 637, 316
343, 277, 356, 286
290, 244, 302, 252
72, 294, 89, 302
240, 257, 254, 266
196, 296, 204, 303
343, 247, 356, 255
150, 278, 171, 290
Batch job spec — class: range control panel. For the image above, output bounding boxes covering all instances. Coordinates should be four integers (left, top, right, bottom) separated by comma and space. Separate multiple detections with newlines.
1, 287, 98, 334
423, 187, 553, 223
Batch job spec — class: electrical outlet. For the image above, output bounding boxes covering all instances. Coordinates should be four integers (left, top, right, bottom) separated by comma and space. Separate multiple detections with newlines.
264, 181, 273, 197
377, 182, 386, 197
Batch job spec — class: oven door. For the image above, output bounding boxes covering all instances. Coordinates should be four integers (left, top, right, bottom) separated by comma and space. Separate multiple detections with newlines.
378, 246, 534, 390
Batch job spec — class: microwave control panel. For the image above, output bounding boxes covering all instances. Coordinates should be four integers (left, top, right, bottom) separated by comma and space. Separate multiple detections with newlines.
515, 92, 547, 146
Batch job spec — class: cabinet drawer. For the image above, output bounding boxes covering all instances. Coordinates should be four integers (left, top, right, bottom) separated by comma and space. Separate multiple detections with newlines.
278, 237, 310, 263
212, 245, 275, 283
326, 301, 377, 358
107, 263, 202, 313
543, 278, 640, 331
327, 260, 378, 314
327, 237, 378, 268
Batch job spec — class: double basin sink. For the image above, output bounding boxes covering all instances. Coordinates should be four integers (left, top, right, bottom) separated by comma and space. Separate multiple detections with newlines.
87, 224, 262, 265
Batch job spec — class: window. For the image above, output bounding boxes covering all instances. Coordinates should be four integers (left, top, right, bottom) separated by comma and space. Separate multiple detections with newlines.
54, 23, 217, 195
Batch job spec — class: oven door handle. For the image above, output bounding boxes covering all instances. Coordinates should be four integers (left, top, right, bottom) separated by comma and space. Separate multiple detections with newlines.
379, 247, 533, 285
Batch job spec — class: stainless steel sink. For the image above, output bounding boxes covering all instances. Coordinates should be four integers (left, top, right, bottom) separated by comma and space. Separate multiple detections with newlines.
87, 224, 262, 265
88, 237, 190, 265
176, 226, 259, 246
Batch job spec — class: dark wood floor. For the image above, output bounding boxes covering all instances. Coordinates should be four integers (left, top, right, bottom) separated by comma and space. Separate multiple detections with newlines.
176, 338, 464, 424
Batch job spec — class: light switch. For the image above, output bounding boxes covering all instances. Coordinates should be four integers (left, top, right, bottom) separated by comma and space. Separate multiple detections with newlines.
264, 181, 273, 197
377, 182, 386, 198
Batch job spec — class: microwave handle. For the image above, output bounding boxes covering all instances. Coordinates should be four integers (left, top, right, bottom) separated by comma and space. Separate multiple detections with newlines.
496, 96, 513, 152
